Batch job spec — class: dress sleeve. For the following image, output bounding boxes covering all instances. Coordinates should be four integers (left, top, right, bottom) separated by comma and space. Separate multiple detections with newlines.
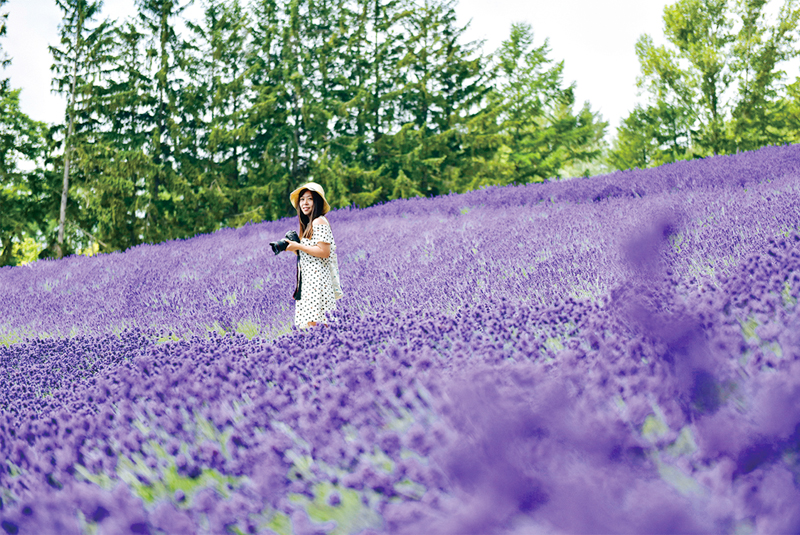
313, 223, 334, 244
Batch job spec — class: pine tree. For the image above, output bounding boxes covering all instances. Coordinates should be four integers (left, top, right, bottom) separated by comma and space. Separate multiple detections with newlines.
2, 0, 633, 255
282, 0, 307, 184
305, 0, 368, 206
136, 0, 192, 242
182, 0, 252, 231
249, 0, 359, 214
491, 22, 606, 184
377, 0, 490, 201
49, 0, 113, 258
608, 102, 694, 170
367, 0, 407, 146
245, 0, 292, 220
309, 0, 406, 209
82, 21, 155, 252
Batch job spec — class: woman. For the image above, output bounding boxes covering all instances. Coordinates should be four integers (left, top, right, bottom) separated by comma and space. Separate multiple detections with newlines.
285, 182, 343, 329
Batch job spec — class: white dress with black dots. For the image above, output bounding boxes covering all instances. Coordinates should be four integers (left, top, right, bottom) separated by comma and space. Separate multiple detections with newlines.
294, 222, 342, 328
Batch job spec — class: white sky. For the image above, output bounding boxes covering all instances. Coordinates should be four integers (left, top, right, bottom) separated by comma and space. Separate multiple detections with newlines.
2, 0, 672, 135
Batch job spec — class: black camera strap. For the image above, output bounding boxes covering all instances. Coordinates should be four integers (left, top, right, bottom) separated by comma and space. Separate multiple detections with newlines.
293, 253, 302, 300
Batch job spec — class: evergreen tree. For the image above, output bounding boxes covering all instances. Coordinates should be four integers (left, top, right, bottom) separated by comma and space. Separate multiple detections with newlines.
81, 21, 155, 252
287, 0, 351, 200
247, 0, 365, 214
608, 102, 693, 170
491, 22, 606, 184
378, 0, 489, 200
245, 0, 292, 220
2, 0, 623, 256
282, 0, 309, 183
306, 0, 371, 208
780, 78, 800, 143
49, 0, 113, 258
366, 0, 409, 144
183, 0, 252, 231
136, 0, 192, 242
310, 0, 406, 209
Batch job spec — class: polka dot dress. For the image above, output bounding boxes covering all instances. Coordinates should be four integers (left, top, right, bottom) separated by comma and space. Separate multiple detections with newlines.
294, 222, 341, 328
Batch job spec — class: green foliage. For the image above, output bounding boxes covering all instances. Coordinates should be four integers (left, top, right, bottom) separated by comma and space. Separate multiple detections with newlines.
135, 0, 194, 243
0, 90, 48, 266
289, 481, 383, 534
181, 0, 252, 231
2, 0, 614, 263
609, 103, 694, 170
11, 236, 42, 265
48, 0, 117, 258
85, 21, 156, 252
8, 0, 800, 261
479, 22, 607, 185
611, 0, 800, 169
0, 6, 49, 267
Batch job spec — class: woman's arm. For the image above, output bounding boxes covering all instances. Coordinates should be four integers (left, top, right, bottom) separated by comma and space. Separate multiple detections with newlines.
287, 240, 330, 258
285, 222, 331, 258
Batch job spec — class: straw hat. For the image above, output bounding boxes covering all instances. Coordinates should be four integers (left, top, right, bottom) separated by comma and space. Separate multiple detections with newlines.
290, 182, 331, 215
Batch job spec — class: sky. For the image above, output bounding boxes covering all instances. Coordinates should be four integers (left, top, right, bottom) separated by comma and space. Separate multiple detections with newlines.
2, 0, 670, 135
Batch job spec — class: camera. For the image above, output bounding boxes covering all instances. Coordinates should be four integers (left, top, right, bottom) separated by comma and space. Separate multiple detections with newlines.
270, 230, 301, 255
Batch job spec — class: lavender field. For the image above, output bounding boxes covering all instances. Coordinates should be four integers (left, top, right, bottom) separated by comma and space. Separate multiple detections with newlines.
2, 145, 800, 534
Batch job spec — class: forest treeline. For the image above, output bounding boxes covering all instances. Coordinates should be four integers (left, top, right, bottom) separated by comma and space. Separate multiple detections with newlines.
1, 0, 800, 265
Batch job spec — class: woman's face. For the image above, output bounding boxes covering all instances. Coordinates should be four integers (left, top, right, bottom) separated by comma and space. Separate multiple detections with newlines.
299, 191, 314, 215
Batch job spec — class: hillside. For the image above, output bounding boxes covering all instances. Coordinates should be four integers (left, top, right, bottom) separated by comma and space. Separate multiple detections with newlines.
3, 144, 799, 343
1, 145, 800, 534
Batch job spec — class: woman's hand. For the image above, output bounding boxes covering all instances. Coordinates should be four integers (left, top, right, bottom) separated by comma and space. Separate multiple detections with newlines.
285, 241, 299, 252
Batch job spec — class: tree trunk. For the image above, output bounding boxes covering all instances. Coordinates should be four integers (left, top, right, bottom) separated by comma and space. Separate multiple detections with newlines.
57, 8, 83, 259
0, 235, 14, 267
57, 122, 74, 258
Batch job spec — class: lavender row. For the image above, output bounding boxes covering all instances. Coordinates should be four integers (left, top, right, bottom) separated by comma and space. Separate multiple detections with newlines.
1, 146, 800, 533
2, 152, 799, 344
1, 225, 799, 533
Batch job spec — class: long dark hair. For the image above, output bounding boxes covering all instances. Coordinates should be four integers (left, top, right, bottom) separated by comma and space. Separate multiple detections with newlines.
297, 189, 325, 239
